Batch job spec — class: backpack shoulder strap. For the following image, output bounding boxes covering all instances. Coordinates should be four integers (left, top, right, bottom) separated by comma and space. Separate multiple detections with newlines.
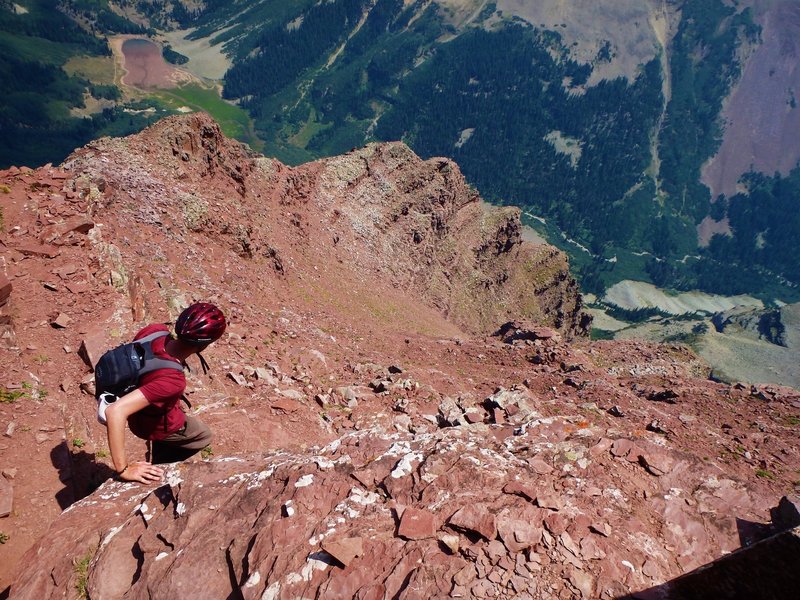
135, 330, 171, 344
139, 358, 184, 375
135, 331, 184, 376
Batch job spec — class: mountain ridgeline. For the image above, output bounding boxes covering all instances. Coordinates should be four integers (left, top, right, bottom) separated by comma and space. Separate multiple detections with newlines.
2, 0, 799, 301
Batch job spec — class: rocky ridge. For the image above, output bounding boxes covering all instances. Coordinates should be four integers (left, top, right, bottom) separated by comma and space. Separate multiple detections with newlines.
61, 112, 590, 338
0, 114, 798, 598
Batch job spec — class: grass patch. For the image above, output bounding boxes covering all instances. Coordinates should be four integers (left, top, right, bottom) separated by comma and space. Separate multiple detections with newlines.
0, 31, 78, 65
786, 416, 800, 427
44, 99, 73, 121
200, 445, 213, 459
96, 448, 109, 458
15, 381, 48, 401
0, 532, 9, 544
0, 388, 25, 403
288, 108, 332, 148
590, 328, 615, 341
259, 139, 317, 166
74, 548, 94, 600
63, 55, 116, 85
72, 438, 85, 449
755, 469, 775, 480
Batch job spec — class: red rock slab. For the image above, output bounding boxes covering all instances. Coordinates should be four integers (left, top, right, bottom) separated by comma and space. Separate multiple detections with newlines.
527, 457, 553, 474
0, 273, 11, 307
321, 536, 363, 567
271, 398, 303, 413
544, 512, 569, 535
611, 438, 634, 458
78, 327, 111, 369
0, 475, 12, 517
502, 481, 536, 502
39, 216, 94, 244
638, 449, 675, 477
53, 263, 79, 278
448, 504, 497, 541
13, 242, 60, 259
497, 517, 543, 552
65, 282, 88, 294
536, 491, 564, 511
593, 439, 619, 459
579, 535, 607, 560
464, 410, 484, 424
590, 521, 612, 537
51, 313, 72, 329
398, 507, 438, 540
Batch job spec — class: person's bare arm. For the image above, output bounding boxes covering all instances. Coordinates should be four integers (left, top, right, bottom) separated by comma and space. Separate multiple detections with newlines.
105, 389, 164, 484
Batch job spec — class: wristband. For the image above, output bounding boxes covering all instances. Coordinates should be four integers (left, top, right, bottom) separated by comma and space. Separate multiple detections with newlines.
117, 464, 128, 475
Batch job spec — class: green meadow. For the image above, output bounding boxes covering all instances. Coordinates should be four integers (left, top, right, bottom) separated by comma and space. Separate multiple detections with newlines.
152, 84, 262, 151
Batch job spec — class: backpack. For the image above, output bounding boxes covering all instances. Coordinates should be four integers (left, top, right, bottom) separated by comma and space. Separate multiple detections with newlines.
94, 330, 184, 398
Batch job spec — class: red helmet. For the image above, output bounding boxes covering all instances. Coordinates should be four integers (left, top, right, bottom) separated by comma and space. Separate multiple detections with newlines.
175, 303, 226, 344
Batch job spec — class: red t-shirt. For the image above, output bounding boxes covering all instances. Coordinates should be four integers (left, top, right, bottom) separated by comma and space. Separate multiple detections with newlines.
127, 324, 186, 440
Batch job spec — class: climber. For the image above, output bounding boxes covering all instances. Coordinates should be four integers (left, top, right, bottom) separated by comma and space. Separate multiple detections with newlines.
104, 303, 227, 483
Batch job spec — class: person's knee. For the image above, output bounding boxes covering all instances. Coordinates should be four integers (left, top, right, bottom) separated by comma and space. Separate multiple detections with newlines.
191, 419, 212, 449
199, 427, 212, 448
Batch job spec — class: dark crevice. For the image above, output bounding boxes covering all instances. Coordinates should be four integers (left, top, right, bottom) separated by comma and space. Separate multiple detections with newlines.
156, 534, 174, 551
238, 533, 259, 587
224, 543, 245, 600
130, 540, 145, 586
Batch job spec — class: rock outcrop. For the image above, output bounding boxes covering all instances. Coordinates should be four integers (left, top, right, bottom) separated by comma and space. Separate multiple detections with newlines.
61, 113, 589, 338
712, 303, 800, 349
6, 420, 788, 599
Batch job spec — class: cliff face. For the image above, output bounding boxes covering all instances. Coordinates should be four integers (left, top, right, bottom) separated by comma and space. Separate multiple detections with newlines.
1, 114, 799, 597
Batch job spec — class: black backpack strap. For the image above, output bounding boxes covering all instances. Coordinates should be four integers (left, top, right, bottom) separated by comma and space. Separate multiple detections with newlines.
197, 352, 210, 375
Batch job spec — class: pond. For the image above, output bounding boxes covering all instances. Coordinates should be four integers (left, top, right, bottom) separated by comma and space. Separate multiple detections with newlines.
121, 38, 178, 89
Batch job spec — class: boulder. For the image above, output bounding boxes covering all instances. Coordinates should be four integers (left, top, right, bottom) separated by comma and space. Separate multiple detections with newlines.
78, 328, 110, 369
321, 537, 363, 567
398, 507, 439, 540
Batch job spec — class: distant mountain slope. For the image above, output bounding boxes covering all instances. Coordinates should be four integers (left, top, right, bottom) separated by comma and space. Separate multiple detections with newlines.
184, 0, 797, 301
702, 0, 800, 199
